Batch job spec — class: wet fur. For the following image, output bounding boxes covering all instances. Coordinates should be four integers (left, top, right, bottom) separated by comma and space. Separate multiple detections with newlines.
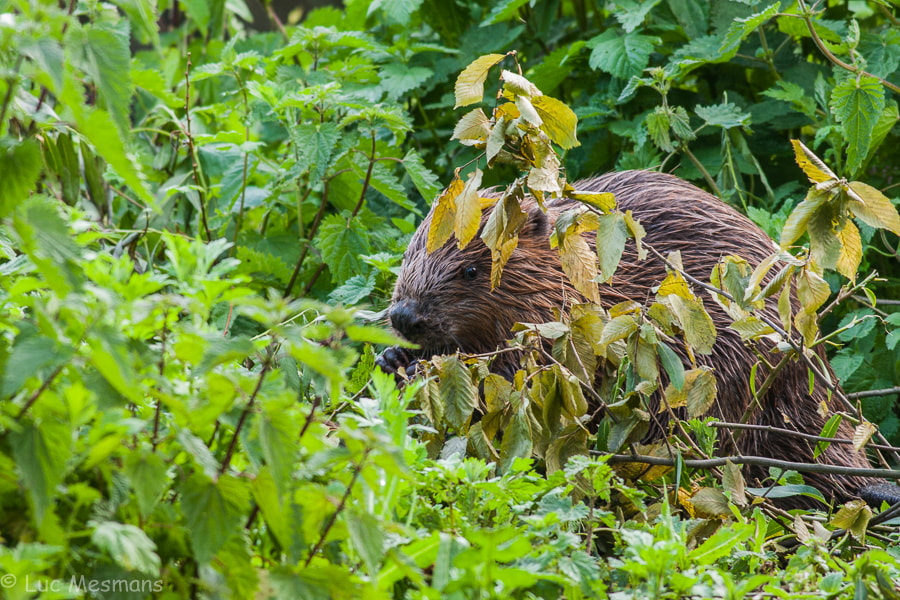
390, 170, 876, 506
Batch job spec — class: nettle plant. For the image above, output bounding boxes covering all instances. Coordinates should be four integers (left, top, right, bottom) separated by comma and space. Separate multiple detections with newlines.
405, 54, 900, 509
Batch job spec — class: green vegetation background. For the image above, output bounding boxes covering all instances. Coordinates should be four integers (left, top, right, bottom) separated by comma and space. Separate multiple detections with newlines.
1, 0, 900, 598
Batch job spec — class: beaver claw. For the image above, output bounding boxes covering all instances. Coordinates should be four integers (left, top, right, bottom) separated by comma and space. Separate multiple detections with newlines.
375, 346, 414, 378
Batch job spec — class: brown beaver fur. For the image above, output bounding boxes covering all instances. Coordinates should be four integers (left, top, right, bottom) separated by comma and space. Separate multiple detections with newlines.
384, 169, 882, 507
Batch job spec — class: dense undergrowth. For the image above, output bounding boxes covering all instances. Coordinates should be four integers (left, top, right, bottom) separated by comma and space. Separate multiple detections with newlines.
1, 0, 900, 598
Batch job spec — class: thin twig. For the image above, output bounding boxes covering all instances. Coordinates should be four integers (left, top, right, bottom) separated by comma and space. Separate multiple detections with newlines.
184, 53, 212, 242
847, 387, 900, 400
708, 421, 900, 453
304, 449, 370, 567
603, 453, 900, 479
220, 360, 270, 474
794, 1, 900, 96
16, 364, 64, 419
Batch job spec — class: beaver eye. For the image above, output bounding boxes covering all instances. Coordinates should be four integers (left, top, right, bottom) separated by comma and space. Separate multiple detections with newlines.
462, 266, 478, 281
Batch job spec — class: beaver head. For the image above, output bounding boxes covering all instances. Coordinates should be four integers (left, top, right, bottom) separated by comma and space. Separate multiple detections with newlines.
388, 196, 574, 367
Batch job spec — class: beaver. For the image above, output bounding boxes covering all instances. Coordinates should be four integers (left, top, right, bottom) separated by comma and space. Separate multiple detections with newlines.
379, 169, 896, 508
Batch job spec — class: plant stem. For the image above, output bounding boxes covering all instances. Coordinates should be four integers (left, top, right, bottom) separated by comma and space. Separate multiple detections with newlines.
304, 449, 370, 567
220, 360, 270, 474
16, 364, 64, 419
184, 53, 212, 242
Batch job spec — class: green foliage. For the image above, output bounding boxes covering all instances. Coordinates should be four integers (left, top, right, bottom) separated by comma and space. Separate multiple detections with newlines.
2, 0, 900, 598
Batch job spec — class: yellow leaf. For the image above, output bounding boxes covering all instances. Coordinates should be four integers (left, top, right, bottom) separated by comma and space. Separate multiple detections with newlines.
599, 314, 638, 346
623, 210, 647, 259
780, 189, 830, 248
500, 69, 542, 97
666, 294, 717, 355
515, 95, 542, 126
847, 181, 900, 236
835, 220, 862, 282
451, 108, 491, 143
570, 190, 616, 212
656, 271, 692, 299
560, 233, 600, 303
778, 276, 793, 333
527, 162, 561, 193
454, 54, 506, 108
486, 115, 507, 165
427, 173, 464, 252
790, 139, 837, 184
795, 266, 830, 313
533, 95, 580, 149
852, 421, 876, 452
455, 169, 483, 249
664, 367, 717, 417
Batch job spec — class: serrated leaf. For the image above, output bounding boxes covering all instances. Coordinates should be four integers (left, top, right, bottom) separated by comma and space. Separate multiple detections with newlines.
720, 2, 780, 54
665, 367, 717, 417
667, 294, 717, 355
455, 169, 483, 249
481, 0, 531, 25
381, 62, 433, 100
689, 523, 752, 564
695, 102, 751, 129
501, 70, 542, 97
795, 267, 830, 313
439, 355, 477, 432
428, 174, 464, 252
451, 108, 492, 143
595, 213, 628, 282
181, 474, 251, 564
258, 409, 298, 497
485, 115, 507, 165
780, 188, 829, 248
691, 487, 731, 517
835, 220, 862, 281
346, 509, 384, 579
75, 22, 134, 136
600, 315, 638, 346
587, 30, 659, 80
722, 460, 747, 506
532, 95, 580, 149
0, 139, 42, 217
455, 54, 506, 108
402, 149, 441, 203
847, 181, 900, 235
500, 411, 533, 473
831, 499, 872, 541
10, 420, 71, 525
559, 233, 600, 303
317, 215, 370, 283
852, 421, 877, 451
91, 521, 161, 577
124, 452, 168, 520
830, 75, 884, 175
790, 139, 837, 184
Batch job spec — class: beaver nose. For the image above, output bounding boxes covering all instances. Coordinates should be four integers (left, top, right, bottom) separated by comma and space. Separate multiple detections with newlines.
390, 299, 426, 340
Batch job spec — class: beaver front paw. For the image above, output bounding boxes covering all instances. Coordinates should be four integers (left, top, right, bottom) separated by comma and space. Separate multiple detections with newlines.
375, 346, 415, 378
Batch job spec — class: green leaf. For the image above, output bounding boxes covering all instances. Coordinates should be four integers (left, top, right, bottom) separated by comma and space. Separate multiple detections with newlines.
295, 123, 341, 182
13, 195, 83, 295
180, 474, 250, 564
689, 523, 753, 565
481, 0, 531, 25
695, 102, 751, 129
124, 452, 168, 520
402, 149, 442, 203
657, 342, 685, 391
368, 0, 424, 25
181, 0, 212, 35
438, 355, 477, 433
597, 213, 628, 283
587, 30, 660, 80
74, 22, 134, 136
346, 509, 384, 579
614, 0, 662, 33
499, 411, 533, 473
10, 420, 71, 525
830, 75, 885, 176
109, 0, 160, 47
0, 139, 42, 218
257, 408, 298, 498
381, 63, 433, 100
1, 332, 71, 398
720, 3, 780, 54
91, 521, 161, 577
317, 214, 370, 283
77, 109, 155, 206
